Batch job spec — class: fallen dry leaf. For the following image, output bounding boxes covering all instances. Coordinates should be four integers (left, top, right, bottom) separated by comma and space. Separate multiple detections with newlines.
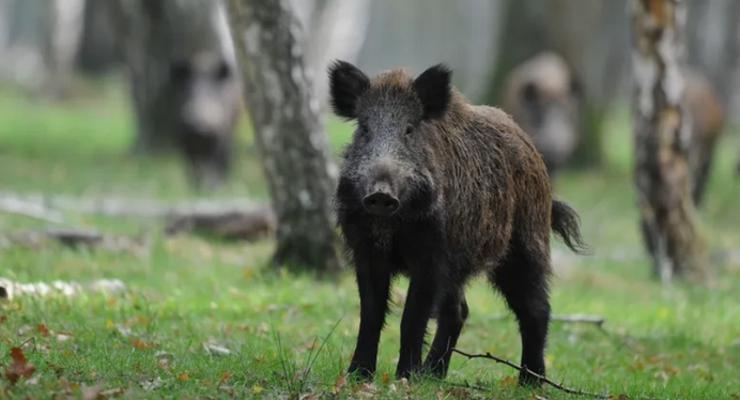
332, 374, 347, 395
355, 382, 377, 398
4, 347, 36, 385
98, 387, 125, 399
177, 372, 190, 382
499, 375, 518, 388
82, 384, 104, 400
37, 324, 50, 337
131, 338, 152, 350
156, 351, 173, 370
219, 372, 232, 385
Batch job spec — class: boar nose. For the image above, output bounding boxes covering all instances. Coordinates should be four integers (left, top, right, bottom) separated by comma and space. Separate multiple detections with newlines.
362, 192, 400, 216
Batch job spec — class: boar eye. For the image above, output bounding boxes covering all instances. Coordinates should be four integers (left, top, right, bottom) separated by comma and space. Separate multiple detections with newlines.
405, 124, 414, 135
357, 122, 369, 136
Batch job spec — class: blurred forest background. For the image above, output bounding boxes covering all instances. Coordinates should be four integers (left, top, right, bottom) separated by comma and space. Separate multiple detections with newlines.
0, 0, 738, 398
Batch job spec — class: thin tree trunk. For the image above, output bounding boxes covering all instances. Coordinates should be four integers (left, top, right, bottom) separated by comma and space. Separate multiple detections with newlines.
76, 0, 120, 74
631, 0, 707, 283
226, 0, 340, 273
0, 0, 84, 94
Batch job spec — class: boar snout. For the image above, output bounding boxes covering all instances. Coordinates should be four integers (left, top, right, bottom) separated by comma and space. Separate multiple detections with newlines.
362, 181, 400, 216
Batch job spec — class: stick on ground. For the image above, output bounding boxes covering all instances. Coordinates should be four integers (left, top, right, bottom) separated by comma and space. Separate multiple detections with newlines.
451, 348, 610, 399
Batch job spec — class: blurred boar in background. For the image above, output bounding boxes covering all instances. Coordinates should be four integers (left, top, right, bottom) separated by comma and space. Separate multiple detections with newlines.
684, 72, 725, 206
503, 52, 581, 177
110, 0, 240, 189
170, 53, 240, 188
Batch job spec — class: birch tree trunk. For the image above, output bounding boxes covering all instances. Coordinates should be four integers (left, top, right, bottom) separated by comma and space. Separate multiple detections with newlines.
225, 0, 340, 273
631, 0, 707, 283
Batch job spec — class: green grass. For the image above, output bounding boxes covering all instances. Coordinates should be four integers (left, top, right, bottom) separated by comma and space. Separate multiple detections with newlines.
0, 83, 739, 399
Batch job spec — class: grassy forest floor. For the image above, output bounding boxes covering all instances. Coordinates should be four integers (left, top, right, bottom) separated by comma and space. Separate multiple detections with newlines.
0, 81, 739, 399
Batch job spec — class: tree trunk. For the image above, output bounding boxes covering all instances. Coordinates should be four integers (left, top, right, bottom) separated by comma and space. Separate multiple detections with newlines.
0, 0, 85, 95
76, 0, 120, 74
225, 0, 340, 273
631, 0, 707, 283
109, 0, 233, 153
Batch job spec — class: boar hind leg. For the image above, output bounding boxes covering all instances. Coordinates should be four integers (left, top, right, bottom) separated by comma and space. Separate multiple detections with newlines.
423, 287, 468, 378
492, 238, 551, 386
691, 139, 716, 206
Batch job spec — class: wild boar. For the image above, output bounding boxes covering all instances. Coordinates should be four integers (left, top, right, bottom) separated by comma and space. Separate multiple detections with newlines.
330, 61, 585, 385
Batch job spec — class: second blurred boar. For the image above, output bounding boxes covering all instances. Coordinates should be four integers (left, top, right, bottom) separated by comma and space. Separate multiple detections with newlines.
684, 72, 725, 206
503, 52, 581, 177
170, 53, 240, 188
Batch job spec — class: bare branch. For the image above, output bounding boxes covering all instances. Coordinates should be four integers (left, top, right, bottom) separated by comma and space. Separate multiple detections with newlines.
552, 314, 605, 327
451, 348, 610, 399
0, 197, 65, 224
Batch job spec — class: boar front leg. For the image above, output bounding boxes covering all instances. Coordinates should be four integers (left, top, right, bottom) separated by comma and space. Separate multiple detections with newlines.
396, 257, 441, 379
348, 254, 391, 379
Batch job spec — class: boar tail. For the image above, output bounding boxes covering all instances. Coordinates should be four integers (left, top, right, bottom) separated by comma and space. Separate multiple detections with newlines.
551, 200, 588, 254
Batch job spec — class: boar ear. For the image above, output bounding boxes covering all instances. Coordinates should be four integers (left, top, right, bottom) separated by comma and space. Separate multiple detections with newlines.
413, 64, 452, 120
329, 60, 370, 120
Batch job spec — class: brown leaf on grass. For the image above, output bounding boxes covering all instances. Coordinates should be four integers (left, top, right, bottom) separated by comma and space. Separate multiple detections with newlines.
156, 351, 173, 370
131, 338, 153, 350
498, 375, 518, 388
37, 324, 50, 337
0, 315, 7, 324
219, 372, 232, 385
437, 387, 473, 399
4, 347, 36, 385
354, 382, 377, 398
332, 374, 347, 395
82, 384, 104, 400
98, 388, 125, 399
177, 372, 190, 382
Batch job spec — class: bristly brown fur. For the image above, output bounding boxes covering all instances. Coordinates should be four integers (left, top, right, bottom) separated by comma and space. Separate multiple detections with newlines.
330, 62, 584, 386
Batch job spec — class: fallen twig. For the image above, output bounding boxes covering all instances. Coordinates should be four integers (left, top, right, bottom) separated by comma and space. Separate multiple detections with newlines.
482, 314, 605, 326
451, 348, 609, 399
0, 196, 65, 223
552, 314, 605, 327
165, 208, 275, 240
0, 191, 262, 218
1, 228, 149, 253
